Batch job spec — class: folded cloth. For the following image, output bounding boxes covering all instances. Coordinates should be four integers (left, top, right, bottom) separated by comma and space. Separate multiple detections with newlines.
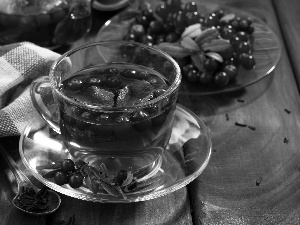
0, 42, 60, 137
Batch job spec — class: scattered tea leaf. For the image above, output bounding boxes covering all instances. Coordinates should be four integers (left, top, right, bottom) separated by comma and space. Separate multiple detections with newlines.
181, 23, 202, 39
202, 39, 231, 53
220, 13, 236, 23
98, 180, 121, 197
191, 51, 205, 72
155, 42, 193, 58
181, 36, 200, 51
206, 52, 223, 63
195, 28, 219, 46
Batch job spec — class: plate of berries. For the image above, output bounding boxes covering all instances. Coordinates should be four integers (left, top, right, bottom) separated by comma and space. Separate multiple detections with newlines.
96, 0, 281, 95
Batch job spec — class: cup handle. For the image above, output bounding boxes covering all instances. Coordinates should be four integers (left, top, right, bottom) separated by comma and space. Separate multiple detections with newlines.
30, 76, 61, 134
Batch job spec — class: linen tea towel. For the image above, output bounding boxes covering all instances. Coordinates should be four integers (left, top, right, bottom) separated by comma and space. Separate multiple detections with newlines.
0, 42, 60, 137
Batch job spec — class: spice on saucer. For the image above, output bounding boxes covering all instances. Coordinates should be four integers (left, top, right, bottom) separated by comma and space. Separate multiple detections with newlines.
284, 108, 291, 114
235, 122, 247, 127
15, 186, 49, 213
247, 125, 256, 131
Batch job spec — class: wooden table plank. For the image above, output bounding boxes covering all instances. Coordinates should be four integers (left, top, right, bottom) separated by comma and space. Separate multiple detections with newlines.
178, 0, 300, 224
1, 0, 300, 224
273, 0, 300, 89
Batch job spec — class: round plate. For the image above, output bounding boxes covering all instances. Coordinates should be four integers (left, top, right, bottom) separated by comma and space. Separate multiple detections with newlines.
92, 0, 131, 11
96, 1, 281, 95
19, 104, 212, 203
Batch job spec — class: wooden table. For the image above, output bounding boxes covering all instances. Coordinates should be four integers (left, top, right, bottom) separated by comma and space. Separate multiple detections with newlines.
1, 0, 300, 224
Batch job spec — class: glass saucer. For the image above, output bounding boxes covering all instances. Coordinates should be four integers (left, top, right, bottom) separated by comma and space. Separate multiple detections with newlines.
96, 0, 281, 95
19, 104, 212, 203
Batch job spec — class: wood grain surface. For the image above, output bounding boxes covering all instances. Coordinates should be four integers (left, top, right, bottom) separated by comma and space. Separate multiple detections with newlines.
273, 0, 300, 90
1, 0, 300, 224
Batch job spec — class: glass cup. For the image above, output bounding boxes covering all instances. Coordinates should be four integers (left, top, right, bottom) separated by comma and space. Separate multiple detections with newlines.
31, 41, 181, 182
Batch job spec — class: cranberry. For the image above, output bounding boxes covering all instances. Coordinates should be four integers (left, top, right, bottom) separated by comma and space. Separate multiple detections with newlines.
219, 45, 234, 60
148, 20, 164, 35
187, 69, 200, 83
214, 9, 224, 19
199, 71, 213, 85
221, 28, 235, 40
230, 35, 242, 50
95, 114, 112, 124
142, 7, 154, 21
239, 19, 250, 31
65, 77, 85, 91
214, 71, 230, 87
236, 31, 249, 42
223, 64, 238, 80
141, 34, 154, 46
61, 159, 75, 173
130, 24, 145, 40
166, 32, 180, 43
54, 171, 68, 185
131, 110, 152, 132
164, 22, 175, 33
68, 174, 84, 188
183, 2, 197, 13
230, 17, 241, 30
182, 64, 195, 78
204, 58, 219, 72
105, 75, 123, 88
70, 106, 83, 117
155, 34, 166, 44
81, 111, 94, 121
186, 11, 201, 26
136, 15, 150, 28
103, 68, 119, 75
126, 33, 137, 42
114, 115, 132, 137
102, 157, 122, 174
115, 170, 128, 186
174, 11, 186, 33
237, 41, 252, 54
239, 53, 256, 70
165, 0, 182, 13
86, 76, 106, 87
156, 3, 169, 20
203, 13, 219, 27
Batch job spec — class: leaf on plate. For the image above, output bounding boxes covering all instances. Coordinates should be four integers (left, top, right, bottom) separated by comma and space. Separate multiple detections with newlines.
85, 176, 100, 194
155, 42, 193, 58
117, 10, 140, 22
195, 28, 219, 47
201, 39, 231, 52
220, 13, 236, 23
181, 23, 202, 39
206, 52, 224, 63
180, 37, 200, 52
191, 51, 205, 72
99, 180, 121, 197
115, 186, 127, 199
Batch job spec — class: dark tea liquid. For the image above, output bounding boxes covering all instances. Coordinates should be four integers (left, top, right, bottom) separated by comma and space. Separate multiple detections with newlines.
58, 63, 176, 177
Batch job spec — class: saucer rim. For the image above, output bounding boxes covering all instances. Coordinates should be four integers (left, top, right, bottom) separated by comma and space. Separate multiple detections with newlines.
19, 104, 212, 203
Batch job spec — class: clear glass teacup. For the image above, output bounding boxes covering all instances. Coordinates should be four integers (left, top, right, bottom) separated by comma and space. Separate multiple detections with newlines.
31, 41, 181, 182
